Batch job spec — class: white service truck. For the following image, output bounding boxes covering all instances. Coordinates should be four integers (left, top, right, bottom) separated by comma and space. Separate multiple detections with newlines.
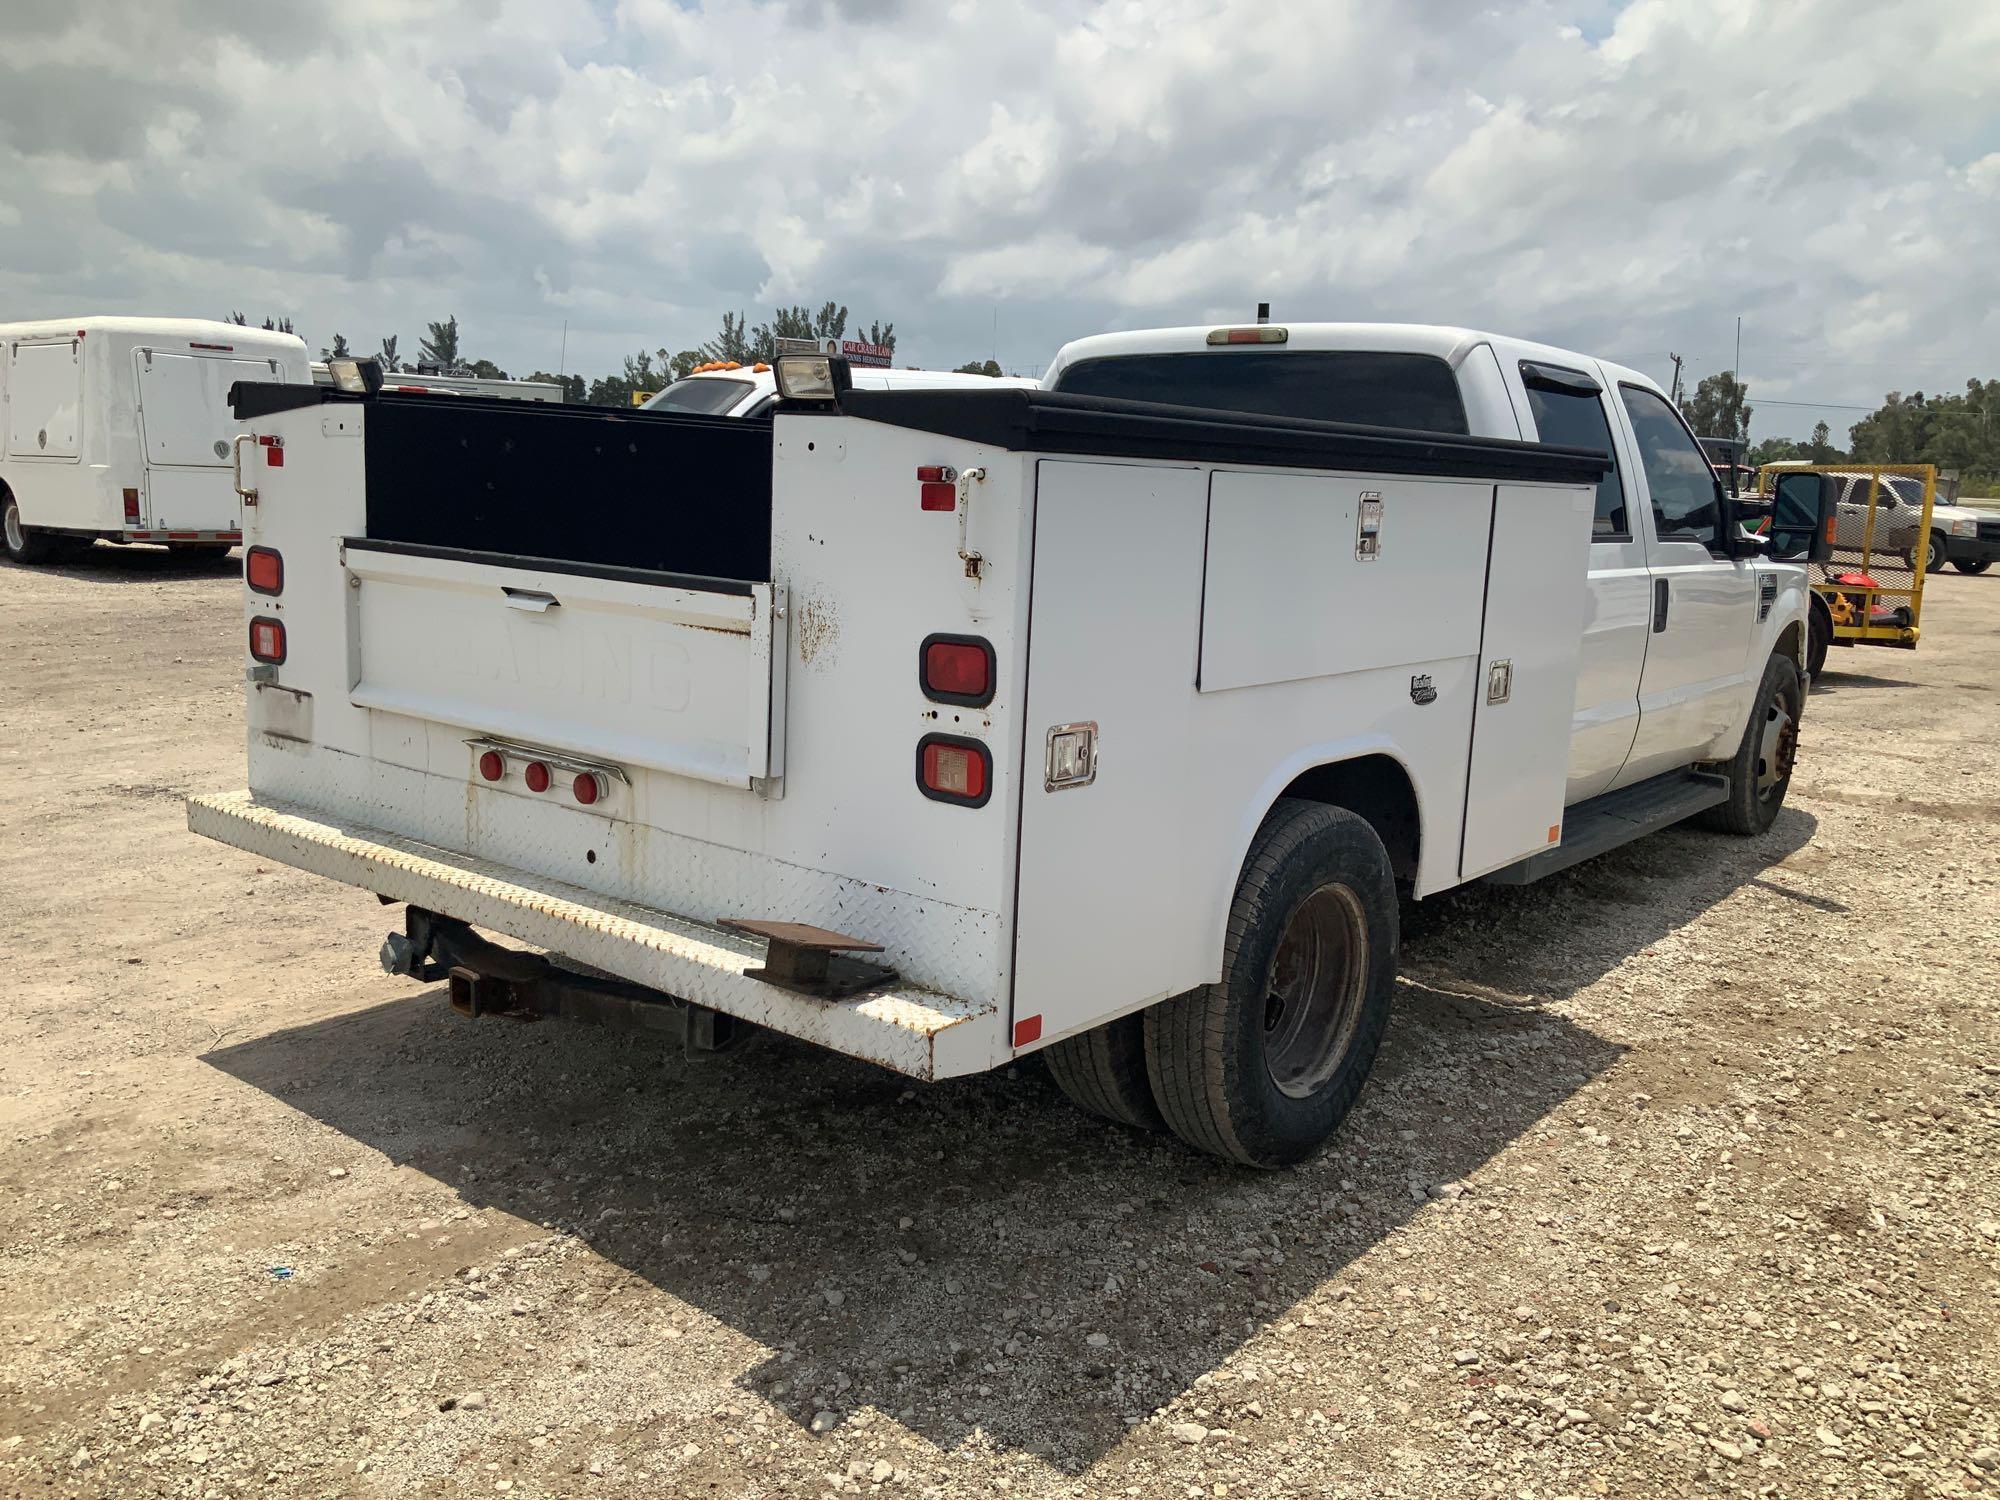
1, 317, 312, 564
188, 330, 1832, 1167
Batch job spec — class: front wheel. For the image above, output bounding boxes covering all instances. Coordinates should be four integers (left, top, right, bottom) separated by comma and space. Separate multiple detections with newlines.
1954, 557, 1991, 575
1696, 653, 1804, 836
1144, 801, 1396, 1168
1806, 596, 1832, 679
1925, 530, 1949, 574
2, 491, 59, 565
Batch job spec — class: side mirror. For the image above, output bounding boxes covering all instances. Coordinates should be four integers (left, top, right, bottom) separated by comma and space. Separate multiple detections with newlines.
1719, 490, 1768, 558
1769, 472, 1836, 563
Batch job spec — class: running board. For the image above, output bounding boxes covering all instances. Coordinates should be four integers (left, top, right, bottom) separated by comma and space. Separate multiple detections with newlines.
1483, 770, 1729, 886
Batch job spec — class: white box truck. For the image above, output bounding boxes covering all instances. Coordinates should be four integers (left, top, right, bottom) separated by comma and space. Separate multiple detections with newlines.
188, 330, 1831, 1166
1, 316, 311, 564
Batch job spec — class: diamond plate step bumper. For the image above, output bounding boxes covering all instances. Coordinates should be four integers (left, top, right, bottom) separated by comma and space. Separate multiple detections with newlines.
187, 790, 1002, 1080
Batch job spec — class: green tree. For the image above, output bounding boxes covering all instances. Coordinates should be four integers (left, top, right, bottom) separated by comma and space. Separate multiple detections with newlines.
1806, 420, 1841, 465
525, 371, 586, 403
228, 312, 296, 336
701, 304, 896, 364
1678, 370, 1751, 444
1844, 379, 2000, 492
954, 359, 1002, 377
419, 316, 461, 369
320, 333, 351, 360
378, 335, 401, 373
463, 358, 511, 381
586, 349, 672, 407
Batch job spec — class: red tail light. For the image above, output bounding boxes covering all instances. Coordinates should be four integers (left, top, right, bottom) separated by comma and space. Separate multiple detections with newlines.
258, 434, 284, 468
122, 488, 141, 523
245, 546, 283, 595
919, 634, 995, 706
524, 761, 551, 794
478, 750, 504, 782
248, 616, 287, 664
573, 772, 600, 805
917, 734, 991, 807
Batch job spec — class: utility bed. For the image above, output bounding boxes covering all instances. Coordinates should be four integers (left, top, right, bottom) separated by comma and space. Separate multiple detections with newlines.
196, 373, 1603, 1088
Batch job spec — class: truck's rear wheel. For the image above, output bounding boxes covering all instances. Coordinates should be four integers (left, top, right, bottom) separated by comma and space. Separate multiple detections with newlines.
1954, 558, 1991, 575
1144, 800, 1396, 1168
1696, 653, 1803, 836
1043, 1013, 1164, 1131
3, 491, 59, 566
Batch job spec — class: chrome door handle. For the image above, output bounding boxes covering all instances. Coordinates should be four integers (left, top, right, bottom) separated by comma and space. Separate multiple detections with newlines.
231, 434, 258, 504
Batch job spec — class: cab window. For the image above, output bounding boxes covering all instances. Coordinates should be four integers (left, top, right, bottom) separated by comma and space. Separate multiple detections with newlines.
1618, 385, 1720, 549
1520, 363, 1628, 539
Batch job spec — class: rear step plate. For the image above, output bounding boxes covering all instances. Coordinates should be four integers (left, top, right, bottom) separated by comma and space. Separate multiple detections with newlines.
1483, 770, 1729, 886
187, 790, 997, 1079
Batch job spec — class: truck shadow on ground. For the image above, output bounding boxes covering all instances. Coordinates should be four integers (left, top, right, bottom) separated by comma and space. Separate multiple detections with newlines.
205, 809, 1812, 1475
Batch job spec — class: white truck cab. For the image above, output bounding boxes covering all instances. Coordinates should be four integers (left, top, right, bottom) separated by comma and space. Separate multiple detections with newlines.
1, 317, 312, 564
188, 326, 1820, 1167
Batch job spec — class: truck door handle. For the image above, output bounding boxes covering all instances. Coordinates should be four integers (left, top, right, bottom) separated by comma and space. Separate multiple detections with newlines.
502, 588, 560, 613
1652, 578, 1670, 632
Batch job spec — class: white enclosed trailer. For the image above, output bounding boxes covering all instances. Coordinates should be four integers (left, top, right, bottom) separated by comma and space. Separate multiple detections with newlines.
0, 317, 311, 563
189, 331, 1821, 1165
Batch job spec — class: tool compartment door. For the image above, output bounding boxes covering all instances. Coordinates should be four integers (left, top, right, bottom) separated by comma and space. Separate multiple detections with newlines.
1010, 459, 1210, 1043
1458, 482, 1595, 880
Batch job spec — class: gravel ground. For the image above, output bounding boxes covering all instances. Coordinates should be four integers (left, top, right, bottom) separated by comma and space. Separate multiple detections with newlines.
2, 545, 1996, 1499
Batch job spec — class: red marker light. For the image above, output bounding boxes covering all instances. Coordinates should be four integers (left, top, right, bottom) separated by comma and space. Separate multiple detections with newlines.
478, 750, 504, 782
573, 772, 600, 805
524, 761, 551, 793
245, 546, 283, 595
919, 635, 994, 706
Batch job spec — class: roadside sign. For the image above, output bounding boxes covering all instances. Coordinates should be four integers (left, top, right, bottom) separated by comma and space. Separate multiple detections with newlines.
842, 339, 892, 368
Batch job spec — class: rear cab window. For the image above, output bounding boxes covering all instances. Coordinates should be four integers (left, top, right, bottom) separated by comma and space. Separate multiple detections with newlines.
1518, 361, 1628, 540
1051, 350, 1469, 434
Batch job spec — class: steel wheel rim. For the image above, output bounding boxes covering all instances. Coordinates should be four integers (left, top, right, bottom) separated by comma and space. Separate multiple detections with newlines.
1755, 695, 1797, 801
1261, 883, 1369, 1099
3, 499, 21, 554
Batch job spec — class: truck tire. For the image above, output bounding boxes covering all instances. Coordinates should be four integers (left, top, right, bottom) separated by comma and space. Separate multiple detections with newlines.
1954, 558, 1991, 575
2, 490, 59, 566
1695, 653, 1803, 836
1043, 1014, 1164, 1131
1144, 800, 1396, 1168
1910, 530, 1947, 574
1806, 595, 1832, 679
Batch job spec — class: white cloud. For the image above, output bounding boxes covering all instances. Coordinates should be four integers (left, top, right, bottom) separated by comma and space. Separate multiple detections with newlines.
0, 0, 1995, 431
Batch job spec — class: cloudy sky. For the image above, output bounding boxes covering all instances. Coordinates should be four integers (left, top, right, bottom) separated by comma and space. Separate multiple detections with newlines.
3, 0, 1996, 439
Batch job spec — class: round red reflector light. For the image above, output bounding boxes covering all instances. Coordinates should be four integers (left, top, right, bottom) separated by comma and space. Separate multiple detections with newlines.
478, 750, 503, 782
573, 772, 600, 805
524, 761, 551, 793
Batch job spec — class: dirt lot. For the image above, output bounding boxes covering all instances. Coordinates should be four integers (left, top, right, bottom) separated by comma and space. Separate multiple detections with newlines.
2, 547, 1996, 1500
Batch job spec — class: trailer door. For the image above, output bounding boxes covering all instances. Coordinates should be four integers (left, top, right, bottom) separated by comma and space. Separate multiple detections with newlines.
135, 349, 276, 466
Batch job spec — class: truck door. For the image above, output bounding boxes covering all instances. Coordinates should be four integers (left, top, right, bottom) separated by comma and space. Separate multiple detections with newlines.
1611, 383, 1758, 785
1514, 361, 1647, 804
7, 339, 82, 459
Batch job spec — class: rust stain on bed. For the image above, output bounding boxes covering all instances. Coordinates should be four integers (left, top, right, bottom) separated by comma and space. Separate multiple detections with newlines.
796, 595, 840, 669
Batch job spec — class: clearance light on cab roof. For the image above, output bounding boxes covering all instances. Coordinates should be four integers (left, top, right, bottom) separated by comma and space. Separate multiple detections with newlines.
1207, 326, 1288, 345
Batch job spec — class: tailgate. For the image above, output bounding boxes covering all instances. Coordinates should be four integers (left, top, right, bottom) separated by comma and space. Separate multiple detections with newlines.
343, 540, 786, 788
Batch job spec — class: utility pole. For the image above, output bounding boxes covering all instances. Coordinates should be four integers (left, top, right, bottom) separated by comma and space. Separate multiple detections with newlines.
1668, 352, 1685, 406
